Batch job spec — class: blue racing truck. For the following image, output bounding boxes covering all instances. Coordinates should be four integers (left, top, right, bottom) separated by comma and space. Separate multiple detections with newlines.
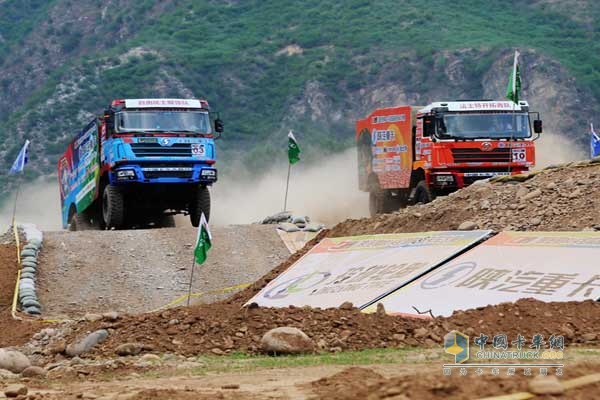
58, 98, 223, 230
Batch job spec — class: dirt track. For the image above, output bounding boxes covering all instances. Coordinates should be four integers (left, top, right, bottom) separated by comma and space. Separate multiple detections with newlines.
37, 225, 290, 317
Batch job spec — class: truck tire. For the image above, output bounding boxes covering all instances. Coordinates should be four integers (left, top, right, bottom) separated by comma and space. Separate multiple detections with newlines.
102, 185, 125, 229
190, 185, 211, 227
414, 180, 433, 204
69, 212, 93, 231
369, 190, 403, 216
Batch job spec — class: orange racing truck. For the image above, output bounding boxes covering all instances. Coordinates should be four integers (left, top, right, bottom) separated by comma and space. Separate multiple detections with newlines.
356, 100, 542, 216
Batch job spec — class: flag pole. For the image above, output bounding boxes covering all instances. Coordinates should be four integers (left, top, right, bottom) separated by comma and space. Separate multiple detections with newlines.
10, 176, 22, 230
283, 162, 291, 212
186, 259, 196, 307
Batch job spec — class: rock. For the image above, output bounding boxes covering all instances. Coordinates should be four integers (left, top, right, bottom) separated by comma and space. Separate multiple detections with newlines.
210, 348, 225, 356
339, 301, 354, 310
261, 327, 315, 355
21, 366, 47, 378
115, 343, 145, 356
457, 221, 478, 230
0, 368, 18, 379
3, 384, 27, 398
413, 327, 428, 339
529, 217, 542, 226
84, 313, 103, 322
581, 333, 597, 342
528, 375, 564, 395
515, 186, 529, 199
0, 350, 31, 373
47, 340, 67, 354
102, 311, 119, 321
522, 189, 542, 201
376, 303, 386, 316
66, 330, 109, 357
20, 249, 37, 257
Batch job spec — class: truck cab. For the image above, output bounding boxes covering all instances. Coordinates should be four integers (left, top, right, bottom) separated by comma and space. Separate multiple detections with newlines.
356, 100, 542, 216
59, 98, 224, 230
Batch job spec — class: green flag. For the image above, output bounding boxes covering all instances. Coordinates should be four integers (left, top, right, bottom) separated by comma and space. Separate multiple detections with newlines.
288, 131, 301, 164
506, 50, 521, 104
194, 213, 212, 264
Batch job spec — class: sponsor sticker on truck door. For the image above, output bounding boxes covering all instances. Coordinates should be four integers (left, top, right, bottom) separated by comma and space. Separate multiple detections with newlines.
191, 143, 206, 157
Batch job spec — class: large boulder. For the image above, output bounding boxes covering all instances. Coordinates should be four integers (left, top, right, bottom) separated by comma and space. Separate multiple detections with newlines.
260, 327, 314, 355
0, 350, 31, 373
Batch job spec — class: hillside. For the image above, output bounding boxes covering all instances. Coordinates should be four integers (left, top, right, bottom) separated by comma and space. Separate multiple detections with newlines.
0, 0, 599, 200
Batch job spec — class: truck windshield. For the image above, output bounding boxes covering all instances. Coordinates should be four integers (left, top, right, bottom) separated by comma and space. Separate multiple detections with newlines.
115, 111, 212, 134
437, 113, 531, 140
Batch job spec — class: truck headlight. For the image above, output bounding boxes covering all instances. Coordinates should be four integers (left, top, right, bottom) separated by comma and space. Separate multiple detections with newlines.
434, 174, 454, 184
116, 169, 136, 180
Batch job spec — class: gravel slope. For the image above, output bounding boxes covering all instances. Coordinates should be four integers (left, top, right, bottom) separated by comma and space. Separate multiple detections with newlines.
37, 225, 289, 317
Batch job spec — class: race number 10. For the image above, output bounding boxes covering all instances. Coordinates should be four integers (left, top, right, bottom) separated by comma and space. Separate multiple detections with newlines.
512, 148, 526, 162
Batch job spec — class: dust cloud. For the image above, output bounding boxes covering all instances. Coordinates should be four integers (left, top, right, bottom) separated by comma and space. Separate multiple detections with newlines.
534, 131, 586, 169
210, 148, 369, 227
1, 133, 581, 232
0, 179, 62, 232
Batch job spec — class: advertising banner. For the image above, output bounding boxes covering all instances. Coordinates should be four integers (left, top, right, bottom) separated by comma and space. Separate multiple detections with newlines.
59, 120, 99, 227
367, 231, 600, 317
246, 230, 491, 309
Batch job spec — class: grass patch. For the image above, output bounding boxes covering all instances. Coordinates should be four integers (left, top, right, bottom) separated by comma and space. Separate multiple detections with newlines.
188, 347, 424, 375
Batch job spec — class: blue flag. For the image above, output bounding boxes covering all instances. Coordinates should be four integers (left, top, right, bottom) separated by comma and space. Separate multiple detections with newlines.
9, 140, 30, 174
591, 123, 600, 159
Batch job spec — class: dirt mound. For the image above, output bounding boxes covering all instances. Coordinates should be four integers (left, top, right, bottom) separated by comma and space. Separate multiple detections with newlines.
329, 161, 600, 237
0, 243, 43, 348
310, 362, 600, 400
38, 224, 290, 316
50, 298, 599, 360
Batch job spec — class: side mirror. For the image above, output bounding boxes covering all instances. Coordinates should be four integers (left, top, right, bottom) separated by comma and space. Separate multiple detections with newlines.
214, 119, 224, 133
533, 120, 543, 134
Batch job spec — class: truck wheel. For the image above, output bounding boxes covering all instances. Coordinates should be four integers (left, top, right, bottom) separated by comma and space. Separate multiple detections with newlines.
69, 212, 93, 231
414, 180, 433, 204
190, 186, 211, 227
369, 190, 385, 217
369, 189, 406, 216
102, 185, 125, 229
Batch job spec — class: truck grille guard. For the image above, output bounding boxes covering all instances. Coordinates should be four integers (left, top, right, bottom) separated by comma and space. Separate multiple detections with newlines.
451, 148, 512, 163
130, 142, 192, 157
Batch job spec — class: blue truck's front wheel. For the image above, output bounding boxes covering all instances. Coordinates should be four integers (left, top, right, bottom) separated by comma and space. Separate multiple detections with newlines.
102, 185, 125, 229
190, 185, 211, 227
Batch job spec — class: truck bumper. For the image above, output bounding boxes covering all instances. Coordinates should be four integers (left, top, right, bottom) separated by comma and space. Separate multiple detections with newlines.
429, 168, 528, 189
109, 164, 217, 185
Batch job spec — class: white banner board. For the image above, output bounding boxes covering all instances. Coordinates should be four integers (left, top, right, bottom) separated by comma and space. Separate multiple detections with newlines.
246, 231, 491, 309
366, 231, 600, 317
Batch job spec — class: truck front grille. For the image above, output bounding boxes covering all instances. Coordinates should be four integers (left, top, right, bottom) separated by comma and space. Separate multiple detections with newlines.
143, 170, 194, 179
130, 143, 192, 157
451, 148, 511, 163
